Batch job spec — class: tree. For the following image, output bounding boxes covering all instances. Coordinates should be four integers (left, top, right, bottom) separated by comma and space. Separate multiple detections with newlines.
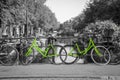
85, 20, 119, 36
83, 0, 120, 25
0, 0, 59, 36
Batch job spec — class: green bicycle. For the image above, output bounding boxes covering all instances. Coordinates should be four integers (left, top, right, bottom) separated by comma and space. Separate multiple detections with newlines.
22, 38, 66, 65
60, 37, 111, 65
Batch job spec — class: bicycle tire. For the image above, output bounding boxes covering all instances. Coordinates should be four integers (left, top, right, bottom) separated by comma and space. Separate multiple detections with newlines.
91, 46, 111, 65
47, 45, 65, 64
0, 45, 18, 66
59, 46, 67, 64
21, 47, 35, 65
54, 45, 67, 65
60, 45, 78, 64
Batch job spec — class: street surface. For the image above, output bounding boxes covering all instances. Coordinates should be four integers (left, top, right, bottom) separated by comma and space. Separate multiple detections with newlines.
0, 63, 120, 80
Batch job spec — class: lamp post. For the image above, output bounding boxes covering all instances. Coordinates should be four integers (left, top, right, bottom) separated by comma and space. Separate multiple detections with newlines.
25, 0, 28, 37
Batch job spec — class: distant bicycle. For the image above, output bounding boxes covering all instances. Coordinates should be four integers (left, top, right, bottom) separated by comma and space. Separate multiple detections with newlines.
102, 37, 120, 65
109, 45, 120, 65
21, 37, 66, 65
0, 39, 18, 66
60, 34, 111, 65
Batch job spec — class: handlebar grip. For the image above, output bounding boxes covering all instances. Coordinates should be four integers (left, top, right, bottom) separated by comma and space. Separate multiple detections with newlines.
54, 38, 57, 42
49, 37, 57, 41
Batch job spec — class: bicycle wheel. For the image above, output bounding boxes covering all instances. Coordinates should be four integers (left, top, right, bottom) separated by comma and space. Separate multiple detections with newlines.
109, 49, 120, 65
91, 46, 111, 65
59, 46, 67, 64
54, 45, 67, 64
21, 46, 35, 65
60, 45, 78, 64
47, 45, 65, 64
0, 45, 18, 66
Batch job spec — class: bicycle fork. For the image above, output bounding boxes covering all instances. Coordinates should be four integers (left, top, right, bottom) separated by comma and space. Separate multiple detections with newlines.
90, 38, 103, 57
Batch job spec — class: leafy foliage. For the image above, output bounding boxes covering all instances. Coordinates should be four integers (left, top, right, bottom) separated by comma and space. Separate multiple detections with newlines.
85, 20, 119, 35
0, 0, 58, 32
83, 0, 120, 26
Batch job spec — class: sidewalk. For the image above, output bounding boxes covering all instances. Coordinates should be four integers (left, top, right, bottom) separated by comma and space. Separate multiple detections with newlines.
0, 76, 119, 80
0, 64, 120, 80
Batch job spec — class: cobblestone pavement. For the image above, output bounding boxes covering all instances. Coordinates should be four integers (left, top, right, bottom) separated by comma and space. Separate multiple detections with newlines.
0, 63, 120, 80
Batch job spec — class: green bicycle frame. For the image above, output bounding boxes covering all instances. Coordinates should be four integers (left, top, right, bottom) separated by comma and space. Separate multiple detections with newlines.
68, 38, 102, 57
25, 38, 58, 58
